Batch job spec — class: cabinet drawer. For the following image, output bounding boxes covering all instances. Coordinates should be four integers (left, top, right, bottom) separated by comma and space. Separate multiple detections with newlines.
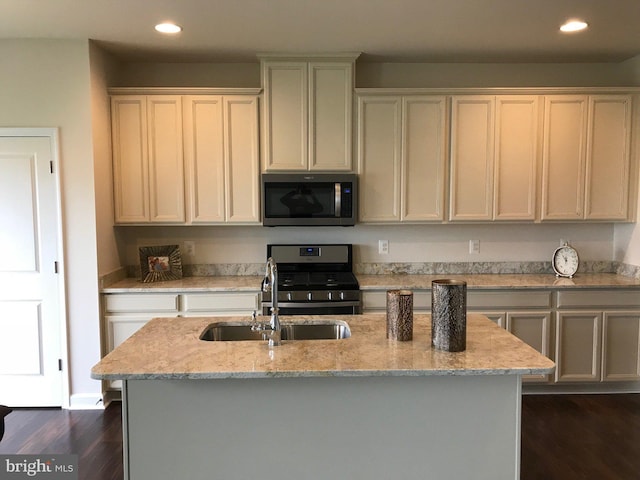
182, 293, 258, 312
557, 290, 640, 309
104, 294, 179, 313
468, 291, 552, 309
362, 291, 430, 310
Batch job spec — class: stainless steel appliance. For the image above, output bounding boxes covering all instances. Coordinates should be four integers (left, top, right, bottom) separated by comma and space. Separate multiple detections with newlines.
262, 173, 357, 226
260, 244, 361, 315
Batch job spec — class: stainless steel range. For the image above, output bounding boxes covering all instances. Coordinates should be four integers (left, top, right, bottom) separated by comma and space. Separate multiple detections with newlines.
260, 244, 361, 315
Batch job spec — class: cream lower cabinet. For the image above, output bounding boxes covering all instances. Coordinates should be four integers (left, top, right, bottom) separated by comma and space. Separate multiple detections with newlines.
541, 95, 632, 221
468, 290, 553, 383
102, 291, 259, 389
555, 291, 640, 383
449, 95, 539, 221
183, 95, 260, 224
357, 94, 447, 222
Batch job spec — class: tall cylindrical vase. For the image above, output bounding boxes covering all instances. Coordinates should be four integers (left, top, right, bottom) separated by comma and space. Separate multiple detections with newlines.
431, 280, 467, 352
386, 290, 413, 341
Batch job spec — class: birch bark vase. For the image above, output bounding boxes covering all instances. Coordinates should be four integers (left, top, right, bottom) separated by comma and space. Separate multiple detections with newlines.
386, 290, 413, 341
431, 280, 467, 352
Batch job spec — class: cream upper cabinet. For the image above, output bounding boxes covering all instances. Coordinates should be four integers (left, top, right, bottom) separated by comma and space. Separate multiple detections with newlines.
357, 94, 447, 223
183, 95, 260, 224
261, 56, 356, 171
541, 94, 632, 221
450, 95, 539, 221
112, 95, 185, 223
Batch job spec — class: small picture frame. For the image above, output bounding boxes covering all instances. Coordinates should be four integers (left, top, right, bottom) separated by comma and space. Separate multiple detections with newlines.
139, 245, 183, 283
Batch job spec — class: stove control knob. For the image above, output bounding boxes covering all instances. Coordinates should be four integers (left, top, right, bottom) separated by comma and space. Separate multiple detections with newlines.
307, 292, 313, 301
328, 291, 334, 301
287, 292, 293, 301
340, 291, 345, 300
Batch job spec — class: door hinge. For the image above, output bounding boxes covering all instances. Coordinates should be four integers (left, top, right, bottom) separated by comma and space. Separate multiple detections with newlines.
50, 161, 54, 174
54, 261, 59, 274
58, 359, 63, 371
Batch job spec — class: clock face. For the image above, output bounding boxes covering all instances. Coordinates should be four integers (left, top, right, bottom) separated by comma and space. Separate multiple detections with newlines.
552, 245, 579, 277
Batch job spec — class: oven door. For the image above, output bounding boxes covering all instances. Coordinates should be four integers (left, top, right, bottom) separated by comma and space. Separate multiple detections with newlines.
262, 301, 361, 316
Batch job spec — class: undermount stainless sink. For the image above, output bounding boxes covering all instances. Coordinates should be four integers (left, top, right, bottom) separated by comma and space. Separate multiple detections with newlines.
199, 320, 351, 342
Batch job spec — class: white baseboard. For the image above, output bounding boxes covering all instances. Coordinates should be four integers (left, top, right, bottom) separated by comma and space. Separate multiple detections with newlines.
68, 393, 105, 410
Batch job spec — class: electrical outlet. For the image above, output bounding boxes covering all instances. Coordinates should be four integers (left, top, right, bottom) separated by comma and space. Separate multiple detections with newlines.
378, 240, 389, 255
469, 239, 480, 254
184, 241, 195, 257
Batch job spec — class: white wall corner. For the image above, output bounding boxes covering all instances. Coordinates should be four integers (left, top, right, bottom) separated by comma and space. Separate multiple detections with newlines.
68, 393, 105, 410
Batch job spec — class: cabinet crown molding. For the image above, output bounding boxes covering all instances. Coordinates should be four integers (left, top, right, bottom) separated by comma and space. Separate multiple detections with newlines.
108, 87, 263, 96
356, 86, 640, 96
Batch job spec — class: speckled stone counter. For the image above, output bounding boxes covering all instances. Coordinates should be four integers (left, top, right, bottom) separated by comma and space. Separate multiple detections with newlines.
101, 275, 263, 293
91, 314, 554, 380
101, 273, 640, 294
357, 273, 640, 290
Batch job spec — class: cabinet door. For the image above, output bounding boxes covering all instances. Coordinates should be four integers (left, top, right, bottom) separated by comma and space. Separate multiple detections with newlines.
555, 311, 601, 382
585, 95, 631, 220
357, 96, 402, 222
602, 312, 640, 381
309, 62, 353, 171
494, 96, 539, 220
183, 96, 225, 223
147, 96, 185, 222
262, 62, 308, 170
111, 96, 149, 223
402, 96, 447, 221
224, 96, 260, 223
507, 311, 552, 382
449, 96, 494, 221
541, 95, 587, 220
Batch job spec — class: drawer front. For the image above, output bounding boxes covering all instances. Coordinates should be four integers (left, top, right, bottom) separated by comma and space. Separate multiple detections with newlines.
182, 293, 258, 312
557, 290, 640, 309
468, 291, 552, 310
362, 291, 430, 311
104, 294, 179, 313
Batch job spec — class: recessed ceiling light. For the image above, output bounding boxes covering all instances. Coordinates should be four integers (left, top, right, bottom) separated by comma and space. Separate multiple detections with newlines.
155, 22, 182, 34
560, 19, 588, 33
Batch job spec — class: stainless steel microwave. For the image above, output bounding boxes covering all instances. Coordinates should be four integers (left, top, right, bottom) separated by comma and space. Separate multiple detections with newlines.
262, 173, 357, 226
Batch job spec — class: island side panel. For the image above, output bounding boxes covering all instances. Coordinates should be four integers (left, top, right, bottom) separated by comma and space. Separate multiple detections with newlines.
123, 375, 521, 480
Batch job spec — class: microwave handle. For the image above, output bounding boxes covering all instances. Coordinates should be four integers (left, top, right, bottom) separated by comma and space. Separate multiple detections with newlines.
334, 183, 341, 217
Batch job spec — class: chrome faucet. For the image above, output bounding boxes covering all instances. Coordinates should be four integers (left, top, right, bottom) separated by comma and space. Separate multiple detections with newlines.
253, 257, 281, 346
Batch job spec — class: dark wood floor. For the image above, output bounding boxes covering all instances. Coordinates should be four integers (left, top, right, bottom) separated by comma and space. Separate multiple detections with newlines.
1, 394, 639, 479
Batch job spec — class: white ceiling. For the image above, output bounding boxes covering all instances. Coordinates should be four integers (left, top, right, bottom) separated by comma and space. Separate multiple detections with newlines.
2, 0, 639, 63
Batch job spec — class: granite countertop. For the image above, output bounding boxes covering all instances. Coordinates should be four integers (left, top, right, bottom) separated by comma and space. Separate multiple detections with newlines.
101, 273, 640, 293
357, 273, 640, 290
90, 314, 555, 380
101, 275, 264, 293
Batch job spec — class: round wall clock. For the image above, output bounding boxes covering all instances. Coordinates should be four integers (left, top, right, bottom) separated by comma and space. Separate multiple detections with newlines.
552, 242, 579, 278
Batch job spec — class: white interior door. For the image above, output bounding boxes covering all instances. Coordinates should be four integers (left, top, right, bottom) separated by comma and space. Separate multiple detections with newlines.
0, 133, 64, 407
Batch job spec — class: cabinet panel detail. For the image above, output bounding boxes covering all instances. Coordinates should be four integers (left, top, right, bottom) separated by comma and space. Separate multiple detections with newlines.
557, 290, 640, 309
467, 291, 552, 309
357, 97, 402, 222
449, 96, 494, 220
601, 312, 640, 381
541, 96, 587, 220
507, 311, 552, 382
555, 311, 601, 382
182, 293, 258, 312
584, 95, 631, 220
104, 294, 180, 313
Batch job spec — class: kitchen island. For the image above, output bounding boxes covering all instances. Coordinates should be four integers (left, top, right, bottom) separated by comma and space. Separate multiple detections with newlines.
92, 314, 554, 480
